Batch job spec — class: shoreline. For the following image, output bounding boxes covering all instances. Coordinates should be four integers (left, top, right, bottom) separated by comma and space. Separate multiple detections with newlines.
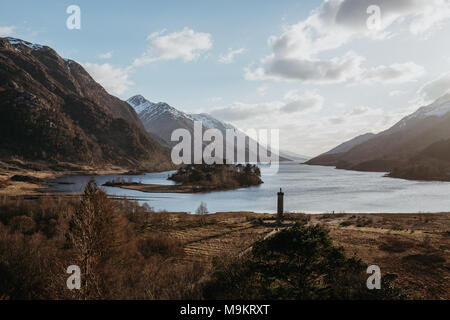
103, 181, 250, 194
304, 162, 450, 183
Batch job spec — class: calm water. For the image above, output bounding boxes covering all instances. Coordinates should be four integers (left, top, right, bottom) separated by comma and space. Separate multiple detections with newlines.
44, 162, 450, 214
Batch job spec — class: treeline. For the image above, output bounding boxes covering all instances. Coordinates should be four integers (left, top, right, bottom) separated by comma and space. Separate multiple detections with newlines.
169, 163, 263, 189
0, 180, 204, 299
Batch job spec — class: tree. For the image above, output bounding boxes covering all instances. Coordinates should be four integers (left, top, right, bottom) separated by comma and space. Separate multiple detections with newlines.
196, 202, 208, 215
66, 178, 121, 299
203, 222, 405, 300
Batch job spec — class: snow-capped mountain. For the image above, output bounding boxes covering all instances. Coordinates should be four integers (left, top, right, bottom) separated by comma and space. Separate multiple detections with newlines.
128, 95, 194, 121
394, 93, 450, 130
127, 95, 286, 162
5, 37, 44, 51
307, 91, 450, 172
191, 113, 235, 132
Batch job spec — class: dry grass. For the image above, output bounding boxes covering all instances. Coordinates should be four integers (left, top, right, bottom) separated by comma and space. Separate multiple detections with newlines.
313, 213, 450, 300
0, 193, 448, 300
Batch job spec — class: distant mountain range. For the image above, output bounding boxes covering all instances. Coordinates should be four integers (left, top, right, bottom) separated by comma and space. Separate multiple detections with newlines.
127, 94, 292, 162
0, 37, 171, 171
307, 93, 450, 180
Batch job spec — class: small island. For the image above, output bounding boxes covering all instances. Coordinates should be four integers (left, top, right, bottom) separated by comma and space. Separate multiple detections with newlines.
103, 163, 263, 193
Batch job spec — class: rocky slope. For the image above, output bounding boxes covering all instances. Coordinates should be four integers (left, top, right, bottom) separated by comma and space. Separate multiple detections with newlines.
0, 37, 171, 171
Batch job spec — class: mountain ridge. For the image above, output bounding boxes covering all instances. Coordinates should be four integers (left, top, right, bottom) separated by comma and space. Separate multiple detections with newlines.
306, 93, 450, 180
126, 94, 289, 162
0, 37, 171, 171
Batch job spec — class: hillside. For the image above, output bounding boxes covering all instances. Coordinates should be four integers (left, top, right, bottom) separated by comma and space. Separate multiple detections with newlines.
0, 37, 171, 171
306, 93, 450, 179
388, 139, 450, 181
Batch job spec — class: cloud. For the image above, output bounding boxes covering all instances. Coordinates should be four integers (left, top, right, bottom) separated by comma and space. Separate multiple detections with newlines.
98, 51, 113, 59
348, 106, 370, 116
281, 90, 324, 113
209, 90, 324, 121
329, 117, 346, 125
207, 97, 222, 103
417, 72, 450, 103
210, 101, 281, 122
0, 26, 15, 36
245, 51, 364, 83
257, 85, 269, 96
133, 28, 212, 66
347, 106, 383, 117
360, 62, 425, 84
218, 48, 245, 64
389, 90, 405, 97
83, 63, 133, 95
245, 0, 447, 84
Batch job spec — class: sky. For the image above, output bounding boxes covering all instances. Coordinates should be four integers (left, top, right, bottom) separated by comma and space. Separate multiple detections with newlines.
2, 0, 450, 157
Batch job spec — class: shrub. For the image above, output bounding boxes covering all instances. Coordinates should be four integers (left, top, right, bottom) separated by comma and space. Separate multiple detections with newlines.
137, 234, 184, 258
203, 222, 405, 300
340, 220, 353, 227
378, 237, 413, 253
196, 202, 208, 215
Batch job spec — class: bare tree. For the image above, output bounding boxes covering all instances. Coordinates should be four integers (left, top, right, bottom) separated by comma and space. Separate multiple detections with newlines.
196, 202, 208, 215
66, 178, 119, 299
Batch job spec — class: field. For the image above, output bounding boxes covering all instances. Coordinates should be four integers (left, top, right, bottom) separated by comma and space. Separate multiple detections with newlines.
0, 181, 448, 299
156, 211, 450, 300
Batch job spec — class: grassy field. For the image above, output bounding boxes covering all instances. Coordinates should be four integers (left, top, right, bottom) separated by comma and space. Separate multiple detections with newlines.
154, 211, 450, 300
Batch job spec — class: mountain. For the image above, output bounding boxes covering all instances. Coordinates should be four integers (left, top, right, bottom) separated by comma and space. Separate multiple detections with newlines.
0, 37, 171, 171
127, 95, 288, 162
306, 93, 450, 178
322, 133, 376, 156
127, 95, 198, 148
278, 150, 310, 162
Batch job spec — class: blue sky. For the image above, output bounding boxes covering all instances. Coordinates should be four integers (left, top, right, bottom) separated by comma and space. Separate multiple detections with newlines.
2, 0, 450, 156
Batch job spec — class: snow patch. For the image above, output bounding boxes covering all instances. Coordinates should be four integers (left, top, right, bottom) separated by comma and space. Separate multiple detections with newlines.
6, 37, 44, 50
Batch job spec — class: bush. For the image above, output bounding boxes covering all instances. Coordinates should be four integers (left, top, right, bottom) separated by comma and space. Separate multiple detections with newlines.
378, 237, 413, 253
339, 220, 353, 227
196, 202, 208, 215
203, 222, 405, 300
137, 234, 184, 258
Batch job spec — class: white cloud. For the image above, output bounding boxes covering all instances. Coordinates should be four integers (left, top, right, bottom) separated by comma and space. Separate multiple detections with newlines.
417, 72, 450, 103
245, 51, 364, 83
257, 85, 269, 96
209, 90, 324, 121
281, 90, 324, 113
348, 106, 370, 116
98, 51, 113, 59
0, 26, 15, 36
83, 63, 133, 95
210, 101, 281, 122
360, 62, 425, 84
245, 0, 447, 84
218, 47, 245, 64
207, 97, 223, 103
133, 27, 212, 66
389, 90, 405, 97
